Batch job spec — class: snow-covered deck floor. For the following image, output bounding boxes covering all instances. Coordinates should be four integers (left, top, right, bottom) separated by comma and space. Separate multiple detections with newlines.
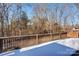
0, 38, 79, 56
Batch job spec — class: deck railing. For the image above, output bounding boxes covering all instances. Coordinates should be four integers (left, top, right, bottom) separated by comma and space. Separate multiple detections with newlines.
0, 32, 67, 53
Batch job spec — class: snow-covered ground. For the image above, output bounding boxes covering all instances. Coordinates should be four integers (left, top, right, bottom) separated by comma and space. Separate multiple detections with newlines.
20, 38, 79, 52
0, 38, 79, 56
56, 38, 79, 50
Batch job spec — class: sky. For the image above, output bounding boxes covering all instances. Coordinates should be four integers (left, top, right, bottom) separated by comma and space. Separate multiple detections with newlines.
22, 4, 33, 19
9, 3, 79, 25
25, 4, 79, 24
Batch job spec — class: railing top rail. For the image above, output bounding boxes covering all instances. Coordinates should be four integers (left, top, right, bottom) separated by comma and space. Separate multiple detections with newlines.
0, 32, 67, 39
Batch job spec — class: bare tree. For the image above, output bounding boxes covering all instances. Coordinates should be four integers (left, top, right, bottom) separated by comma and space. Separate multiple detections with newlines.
32, 4, 49, 34
0, 3, 11, 36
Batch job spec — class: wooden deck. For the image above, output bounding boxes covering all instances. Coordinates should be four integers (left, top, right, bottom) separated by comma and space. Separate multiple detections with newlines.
0, 32, 67, 53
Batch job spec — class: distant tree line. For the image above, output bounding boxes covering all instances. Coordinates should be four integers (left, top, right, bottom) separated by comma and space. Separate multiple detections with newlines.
0, 3, 79, 37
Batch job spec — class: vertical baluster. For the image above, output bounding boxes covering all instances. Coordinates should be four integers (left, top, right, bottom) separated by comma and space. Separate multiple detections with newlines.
7, 39, 9, 50
11, 38, 14, 47
15, 37, 16, 48
6, 39, 8, 49
0, 39, 3, 52
5, 39, 7, 51
3, 39, 5, 51
12, 37, 15, 47
8, 39, 9, 50
2, 39, 4, 51
12, 38, 13, 48
60, 33, 61, 39
10, 38, 12, 49
22, 37, 24, 47
20, 37, 21, 48
4, 39, 5, 51
2, 39, 4, 52
11, 38, 12, 49
36, 34, 38, 44
9, 38, 11, 49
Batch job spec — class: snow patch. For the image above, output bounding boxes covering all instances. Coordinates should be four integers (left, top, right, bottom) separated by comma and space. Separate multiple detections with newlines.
57, 38, 79, 50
